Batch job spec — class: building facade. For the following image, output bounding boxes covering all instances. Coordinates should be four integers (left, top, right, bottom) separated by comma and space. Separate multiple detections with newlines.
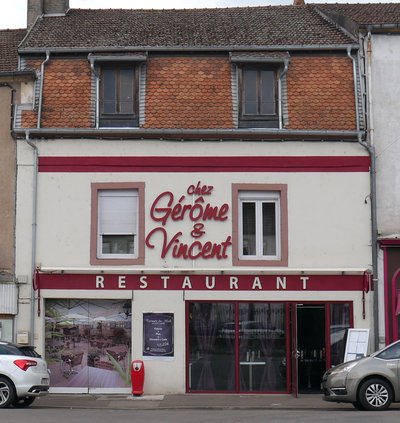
320, 2, 400, 349
0, 28, 34, 342
11, 1, 375, 395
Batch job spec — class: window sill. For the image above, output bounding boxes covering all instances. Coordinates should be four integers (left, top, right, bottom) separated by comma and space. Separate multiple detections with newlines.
233, 257, 288, 267
90, 256, 144, 266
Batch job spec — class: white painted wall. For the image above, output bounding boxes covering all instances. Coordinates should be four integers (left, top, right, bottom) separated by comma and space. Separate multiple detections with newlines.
15, 140, 372, 271
371, 35, 400, 237
16, 138, 372, 392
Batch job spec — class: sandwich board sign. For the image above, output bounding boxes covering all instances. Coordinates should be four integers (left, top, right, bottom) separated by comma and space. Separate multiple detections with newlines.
344, 329, 370, 362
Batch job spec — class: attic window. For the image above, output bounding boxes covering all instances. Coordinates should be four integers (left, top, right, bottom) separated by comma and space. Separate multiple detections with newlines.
90, 54, 147, 128
238, 65, 279, 128
230, 52, 289, 129
99, 63, 139, 128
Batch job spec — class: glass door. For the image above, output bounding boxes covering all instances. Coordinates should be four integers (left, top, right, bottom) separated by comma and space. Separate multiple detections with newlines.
187, 301, 287, 393
45, 299, 131, 393
296, 304, 326, 393
187, 302, 235, 391
289, 303, 299, 397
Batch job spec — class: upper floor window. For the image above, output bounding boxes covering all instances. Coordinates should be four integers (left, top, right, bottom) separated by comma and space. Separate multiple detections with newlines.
239, 191, 280, 259
99, 64, 139, 127
239, 66, 279, 128
98, 189, 138, 258
90, 182, 145, 265
232, 184, 288, 267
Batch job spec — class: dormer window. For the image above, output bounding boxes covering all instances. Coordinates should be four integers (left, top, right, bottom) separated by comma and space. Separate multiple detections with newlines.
99, 64, 139, 127
239, 65, 279, 128
230, 51, 290, 129
90, 53, 147, 128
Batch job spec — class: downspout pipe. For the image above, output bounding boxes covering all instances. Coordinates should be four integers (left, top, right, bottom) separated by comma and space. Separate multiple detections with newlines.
37, 50, 50, 129
364, 31, 379, 350
360, 31, 379, 349
347, 47, 360, 132
358, 136, 379, 351
279, 59, 290, 129
25, 131, 38, 345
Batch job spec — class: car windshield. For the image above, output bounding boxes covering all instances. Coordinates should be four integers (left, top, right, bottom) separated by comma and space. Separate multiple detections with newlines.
375, 342, 400, 360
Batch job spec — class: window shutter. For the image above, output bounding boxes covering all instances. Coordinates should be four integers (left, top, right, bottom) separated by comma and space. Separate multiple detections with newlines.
99, 191, 137, 234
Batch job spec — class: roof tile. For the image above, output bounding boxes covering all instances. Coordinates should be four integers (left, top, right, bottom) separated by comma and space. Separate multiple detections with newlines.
20, 6, 354, 50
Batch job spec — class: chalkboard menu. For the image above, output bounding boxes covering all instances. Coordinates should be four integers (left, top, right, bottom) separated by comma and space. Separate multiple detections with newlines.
143, 313, 174, 357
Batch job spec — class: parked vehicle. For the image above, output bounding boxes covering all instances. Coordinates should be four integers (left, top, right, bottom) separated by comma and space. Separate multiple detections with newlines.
0, 341, 50, 408
321, 340, 400, 411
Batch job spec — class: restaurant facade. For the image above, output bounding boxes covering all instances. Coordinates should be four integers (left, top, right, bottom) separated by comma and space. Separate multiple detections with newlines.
13, 1, 374, 396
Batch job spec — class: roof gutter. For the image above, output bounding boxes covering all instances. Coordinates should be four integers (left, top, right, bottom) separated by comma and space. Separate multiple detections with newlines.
18, 44, 360, 54
12, 127, 364, 141
365, 23, 400, 32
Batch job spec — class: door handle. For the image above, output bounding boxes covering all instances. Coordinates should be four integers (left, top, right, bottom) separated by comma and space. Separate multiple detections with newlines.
294, 350, 300, 359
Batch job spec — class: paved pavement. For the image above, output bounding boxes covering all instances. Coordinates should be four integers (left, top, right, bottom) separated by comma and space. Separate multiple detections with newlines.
32, 393, 365, 410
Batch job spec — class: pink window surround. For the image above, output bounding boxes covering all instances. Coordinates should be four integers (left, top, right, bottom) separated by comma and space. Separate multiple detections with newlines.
90, 182, 145, 266
232, 183, 288, 267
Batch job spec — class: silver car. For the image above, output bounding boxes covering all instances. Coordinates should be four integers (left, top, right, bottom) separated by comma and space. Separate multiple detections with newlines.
0, 341, 50, 408
322, 339, 400, 411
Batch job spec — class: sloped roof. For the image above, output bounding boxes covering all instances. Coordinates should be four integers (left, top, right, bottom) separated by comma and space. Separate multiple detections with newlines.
316, 2, 400, 26
0, 29, 26, 72
19, 5, 355, 51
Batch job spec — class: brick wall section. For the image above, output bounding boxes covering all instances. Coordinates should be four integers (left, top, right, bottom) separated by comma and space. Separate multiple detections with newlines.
19, 55, 356, 130
144, 56, 234, 129
41, 59, 92, 128
21, 59, 92, 128
286, 56, 356, 130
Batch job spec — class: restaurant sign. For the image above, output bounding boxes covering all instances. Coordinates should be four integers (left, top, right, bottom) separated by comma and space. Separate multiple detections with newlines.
37, 273, 366, 292
145, 182, 232, 260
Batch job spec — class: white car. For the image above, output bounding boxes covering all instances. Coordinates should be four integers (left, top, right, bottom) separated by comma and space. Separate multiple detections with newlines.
0, 341, 50, 408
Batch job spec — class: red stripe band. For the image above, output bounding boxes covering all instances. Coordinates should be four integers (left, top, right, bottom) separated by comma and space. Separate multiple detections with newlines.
38, 156, 370, 173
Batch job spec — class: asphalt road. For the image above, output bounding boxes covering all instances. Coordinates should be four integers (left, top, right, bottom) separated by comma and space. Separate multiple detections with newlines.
1, 408, 399, 423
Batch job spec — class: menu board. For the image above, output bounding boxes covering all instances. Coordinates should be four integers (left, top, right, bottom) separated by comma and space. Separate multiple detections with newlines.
344, 329, 370, 362
143, 313, 174, 357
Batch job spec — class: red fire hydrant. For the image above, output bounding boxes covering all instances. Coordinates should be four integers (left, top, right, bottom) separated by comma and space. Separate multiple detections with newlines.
131, 360, 145, 396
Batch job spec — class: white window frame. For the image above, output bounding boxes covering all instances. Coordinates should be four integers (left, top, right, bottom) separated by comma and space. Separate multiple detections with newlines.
238, 191, 281, 261
97, 189, 138, 259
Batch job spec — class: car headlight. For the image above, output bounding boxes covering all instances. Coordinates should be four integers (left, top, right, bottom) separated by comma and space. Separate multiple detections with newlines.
330, 361, 359, 375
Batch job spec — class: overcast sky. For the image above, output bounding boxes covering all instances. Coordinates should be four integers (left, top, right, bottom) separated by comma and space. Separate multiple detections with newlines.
0, 0, 397, 29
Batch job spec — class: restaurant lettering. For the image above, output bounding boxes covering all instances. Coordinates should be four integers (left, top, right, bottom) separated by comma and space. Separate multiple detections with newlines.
94, 274, 310, 290
145, 182, 232, 259
36, 273, 366, 292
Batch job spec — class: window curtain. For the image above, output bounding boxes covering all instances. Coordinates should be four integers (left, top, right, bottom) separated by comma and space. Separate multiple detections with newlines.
192, 304, 218, 390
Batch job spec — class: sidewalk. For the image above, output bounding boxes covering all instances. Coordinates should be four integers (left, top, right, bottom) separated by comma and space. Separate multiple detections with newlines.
32, 393, 361, 410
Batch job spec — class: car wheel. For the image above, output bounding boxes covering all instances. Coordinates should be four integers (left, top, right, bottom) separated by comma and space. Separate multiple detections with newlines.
358, 378, 393, 411
0, 376, 16, 409
12, 396, 36, 408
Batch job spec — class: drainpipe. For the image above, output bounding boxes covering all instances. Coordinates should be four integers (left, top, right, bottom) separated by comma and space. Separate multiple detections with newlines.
347, 47, 360, 131
25, 130, 38, 345
37, 50, 50, 128
357, 30, 378, 350
279, 59, 290, 129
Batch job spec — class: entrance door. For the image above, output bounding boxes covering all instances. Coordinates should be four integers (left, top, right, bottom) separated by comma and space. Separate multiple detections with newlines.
44, 299, 132, 393
295, 304, 326, 394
